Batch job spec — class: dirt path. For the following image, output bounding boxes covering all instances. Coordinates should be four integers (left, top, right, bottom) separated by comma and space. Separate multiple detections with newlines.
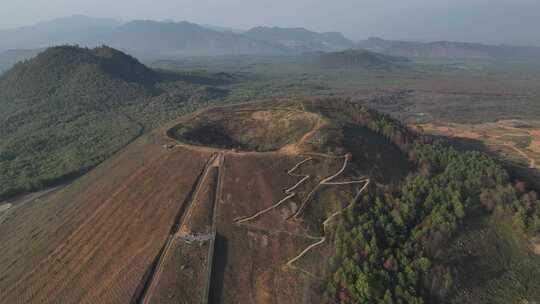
0, 203, 12, 213
233, 157, 314, 224
202, 153, 224, 304
178, 154, 223, 236
286, 175, 370, 278
292, 154, 355, 218
0, 184, 65, 206
140, 153, 223, 304
420, 121, 539, 170
486, 123, 538, 169
233, 152, 370, 277
490, 141, 538, 169
506, 142, 537, 168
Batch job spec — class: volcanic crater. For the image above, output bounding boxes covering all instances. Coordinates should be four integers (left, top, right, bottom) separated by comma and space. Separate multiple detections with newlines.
0, 99, 409, 304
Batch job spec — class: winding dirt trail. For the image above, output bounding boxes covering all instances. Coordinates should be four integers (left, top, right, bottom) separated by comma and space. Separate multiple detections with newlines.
233, 153, 370, 277
503, 141, 538, 168
286, 173, 370, 277
293, 154, 357, 219
233, 157, 314, 224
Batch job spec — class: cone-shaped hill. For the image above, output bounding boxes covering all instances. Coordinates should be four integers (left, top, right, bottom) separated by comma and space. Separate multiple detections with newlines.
1, 99, 539, 304
0, 99, 410, 303
319, 49, 407, 69
0, 45, 230, 201
0, 45, 155, 104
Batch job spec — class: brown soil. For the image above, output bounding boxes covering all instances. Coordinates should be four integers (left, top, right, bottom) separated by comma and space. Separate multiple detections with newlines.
528, 130, 540, 154
147, 238, 211, 304
533, 243, 540, 255
0, 203, 11, 213
0, 139, 211, 303
529, 141, 540, 154
420, 121, 540, 170
0, 100, 407, 304
168, 106, 321, 152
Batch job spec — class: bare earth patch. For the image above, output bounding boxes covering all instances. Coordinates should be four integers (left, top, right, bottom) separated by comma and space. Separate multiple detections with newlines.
531, 238, 540, 255
528, 130, 540, 154
419, 121, 540, 170
0, 203, 12, 213
168, 106, 322, 152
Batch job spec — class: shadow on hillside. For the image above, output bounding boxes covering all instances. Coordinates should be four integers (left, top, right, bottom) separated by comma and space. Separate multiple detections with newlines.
156, 69, 237, 86
208, 234, 228, 304
439, 135, 540, 191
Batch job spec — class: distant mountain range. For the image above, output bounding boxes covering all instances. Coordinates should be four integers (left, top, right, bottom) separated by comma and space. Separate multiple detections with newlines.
357, 37, 540, 60
0, 15, 355, 58
104, 20, 287, 57
317, 49, 408, 69
2, 15, 540, 65
244, 27, 354, 52
0, 15, 121, 50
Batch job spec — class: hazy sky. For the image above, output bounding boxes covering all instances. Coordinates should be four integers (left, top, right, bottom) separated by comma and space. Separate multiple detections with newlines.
2, 0, 540, 45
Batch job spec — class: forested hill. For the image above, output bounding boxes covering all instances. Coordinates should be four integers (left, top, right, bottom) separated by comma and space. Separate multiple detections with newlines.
105, 20, 287, 57
0, 46, 231, 200
318, 101, 540, 303
0, 46, 156, 106
245, 26, 354, 51
318, 49, 408, 69
357, 37, 540, 60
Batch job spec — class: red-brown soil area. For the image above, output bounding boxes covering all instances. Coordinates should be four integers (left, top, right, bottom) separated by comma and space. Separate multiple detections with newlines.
180, 167, 219, 235
0, 100, 409, 304
147, 238, 211, 304
0, 137, 211, 303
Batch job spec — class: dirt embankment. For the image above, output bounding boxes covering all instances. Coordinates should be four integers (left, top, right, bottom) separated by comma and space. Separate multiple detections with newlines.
139, 152, 224, 304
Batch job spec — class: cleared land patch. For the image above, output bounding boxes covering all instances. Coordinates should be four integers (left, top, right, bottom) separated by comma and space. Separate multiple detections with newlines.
418, 120, 540, 189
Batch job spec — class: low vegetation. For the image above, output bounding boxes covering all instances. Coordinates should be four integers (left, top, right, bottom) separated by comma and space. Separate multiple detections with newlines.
168, 107, 320, 151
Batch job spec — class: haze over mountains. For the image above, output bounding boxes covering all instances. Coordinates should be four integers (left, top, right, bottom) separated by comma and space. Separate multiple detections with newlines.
358, 37, 540, 60
1, 9, 540, 303
2, 14, 540, 64
0, 15, 354, 58
244, 26, 353, 52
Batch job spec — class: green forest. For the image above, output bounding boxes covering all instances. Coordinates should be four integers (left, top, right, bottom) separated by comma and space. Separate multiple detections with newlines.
323, 112, 540, 303
0, 46, 232, 200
